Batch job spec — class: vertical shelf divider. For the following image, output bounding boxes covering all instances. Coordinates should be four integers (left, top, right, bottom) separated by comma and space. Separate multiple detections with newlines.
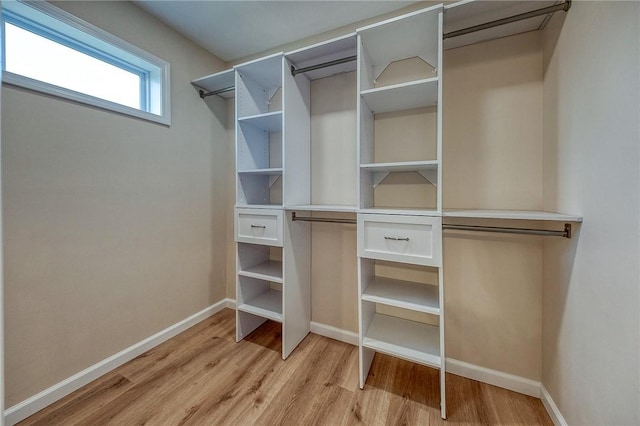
282, 55, 312, 358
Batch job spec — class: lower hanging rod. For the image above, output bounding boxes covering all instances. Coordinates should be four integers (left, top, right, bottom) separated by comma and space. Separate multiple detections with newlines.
291, 212, 356, 224
290, 55, 357, 76
443, 223, 572, 238
199, 86, 234, 99
444, 1, 571, 40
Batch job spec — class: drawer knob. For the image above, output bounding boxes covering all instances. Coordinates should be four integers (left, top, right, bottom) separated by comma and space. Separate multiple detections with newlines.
384, 236, 410, 241
251, 224, 266, 229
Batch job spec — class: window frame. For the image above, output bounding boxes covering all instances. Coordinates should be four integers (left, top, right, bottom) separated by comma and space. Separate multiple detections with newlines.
1, 1, 171, 125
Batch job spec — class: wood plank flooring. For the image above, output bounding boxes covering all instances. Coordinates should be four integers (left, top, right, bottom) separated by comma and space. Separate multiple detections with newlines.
19, 309, 552, 425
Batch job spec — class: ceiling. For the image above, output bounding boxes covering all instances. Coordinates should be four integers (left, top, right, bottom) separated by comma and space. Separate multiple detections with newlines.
134, 1, 419, 63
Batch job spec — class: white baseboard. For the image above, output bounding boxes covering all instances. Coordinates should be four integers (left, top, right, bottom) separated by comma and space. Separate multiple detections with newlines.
305, 319, 566, 425
445, 358, 541, 398
7, 304, 563, 426
540, 384, 568, 426
306, 323, 543, 401
226, 298, 358, 346
4, 299, 229, 426
310, 322, 359, 346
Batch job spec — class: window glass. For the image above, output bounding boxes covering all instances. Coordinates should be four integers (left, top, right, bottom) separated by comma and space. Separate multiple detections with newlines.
5, 22, 143, 109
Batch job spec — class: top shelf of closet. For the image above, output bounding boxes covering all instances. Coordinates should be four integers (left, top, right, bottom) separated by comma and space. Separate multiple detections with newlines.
444, 209, 583, 222
191, 69, 235, 99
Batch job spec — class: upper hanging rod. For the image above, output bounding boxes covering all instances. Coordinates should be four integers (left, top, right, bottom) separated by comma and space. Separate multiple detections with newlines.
291, 212, 356, 224
443, 223, 572, 238
444, 1, 572, 40
290, 55, 357, 76
199, 86, 234, 99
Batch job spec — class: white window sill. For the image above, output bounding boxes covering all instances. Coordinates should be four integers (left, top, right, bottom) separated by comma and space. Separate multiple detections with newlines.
3, 71, 171, 126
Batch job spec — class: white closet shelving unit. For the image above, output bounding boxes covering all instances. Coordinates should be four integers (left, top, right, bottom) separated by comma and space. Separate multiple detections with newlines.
356, 5, 447, 419
190, 0, 583, 417
233, 52, 312, 359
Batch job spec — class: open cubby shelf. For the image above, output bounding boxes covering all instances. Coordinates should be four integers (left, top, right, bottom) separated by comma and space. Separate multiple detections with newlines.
237, 168, 283, 175
363, 313, 441, 368
360, 160, 438, 173
238, 111, 283, 131
238, 289, 283, 323
362, 277, 439, 315
239, 260, 283, 283
361, 77, 438, 114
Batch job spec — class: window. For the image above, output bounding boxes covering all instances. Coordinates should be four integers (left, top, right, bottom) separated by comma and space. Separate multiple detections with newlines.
1, 1, 170, 125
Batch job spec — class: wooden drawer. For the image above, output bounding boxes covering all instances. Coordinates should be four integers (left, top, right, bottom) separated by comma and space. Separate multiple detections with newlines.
235, 208, 283, 247
357, 214, 442, 266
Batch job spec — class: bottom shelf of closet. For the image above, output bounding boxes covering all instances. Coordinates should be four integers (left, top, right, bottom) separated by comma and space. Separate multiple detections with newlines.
363, 313, 441, 368
237, 289, 283, 322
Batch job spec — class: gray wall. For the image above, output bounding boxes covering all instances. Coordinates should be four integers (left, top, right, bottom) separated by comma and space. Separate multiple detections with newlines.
2, 1, 228, 406
542, 2, 640, 424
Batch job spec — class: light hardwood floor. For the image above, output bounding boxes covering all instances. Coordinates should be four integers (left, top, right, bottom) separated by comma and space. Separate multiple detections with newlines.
20, 308, 552, 425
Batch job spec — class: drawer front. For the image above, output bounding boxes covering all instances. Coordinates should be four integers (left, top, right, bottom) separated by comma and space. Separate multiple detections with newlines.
358, 214, 442, 266
235, 208, 283, 247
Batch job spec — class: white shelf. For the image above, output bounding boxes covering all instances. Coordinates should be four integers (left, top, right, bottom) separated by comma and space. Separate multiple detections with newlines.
191, 69, 235, 99
238, 289, 283, 323
363, 277, 439, 315
285, 204, 357, 213
239, 260, 283, 283
363, 313, 441, 369
360, 160, 438, 173
362, 161, 438, 187
235, 203, 283, 209
237, 111, 283, 132
237, 168, 283, 176
361, 78, 438, 114
358, 208, 440, 217
443, 209, 583, 222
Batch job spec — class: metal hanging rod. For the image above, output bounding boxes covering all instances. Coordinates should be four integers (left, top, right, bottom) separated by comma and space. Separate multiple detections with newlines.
290, 55, 357, 76
290, 212, 571, 236
199, 86, 234, 99
443, 223, 572, 238
291, 212, 356, 224
444, 1, 572, 40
